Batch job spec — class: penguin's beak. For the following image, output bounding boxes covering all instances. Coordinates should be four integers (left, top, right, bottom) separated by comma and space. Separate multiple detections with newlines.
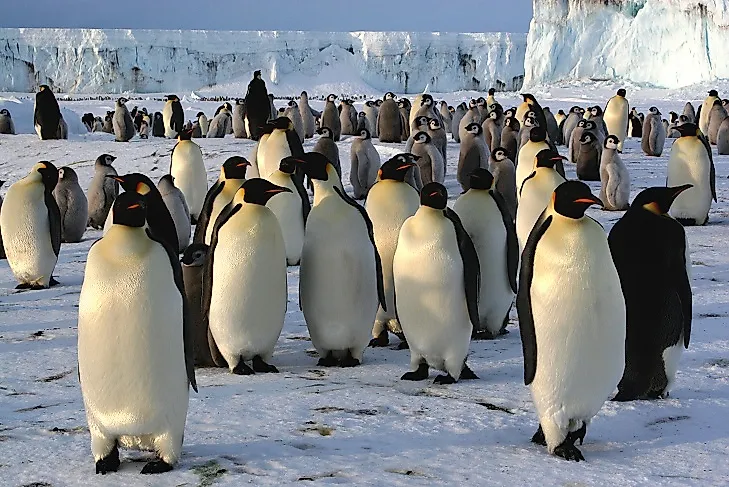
551, 155, 567, 161
574, 195, 603, 207
397, 163, 416, 171
265, 188, 292, 195
127, 203, 141, 210
108, 176, 125, 183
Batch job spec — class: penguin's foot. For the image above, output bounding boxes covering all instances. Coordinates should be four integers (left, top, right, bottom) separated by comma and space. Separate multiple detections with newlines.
433, 374, 457, 385
676, 218, 698, 227
49, 277, 60, 287
395, 340, 410, 350
460, 364, 479, 380
340, 351, 360, 368
368, 331, 389, 348
571, 423, 587, 446
531, 425, 547, 446
95, 444, 120, 475
15, 283, 31, 290
317, 352, 338, 367
611, 388, 639, 402
471, 329, 497, 340
401, 362, 428, 381
29, 284, 49, 290
232, 360, 255, 375
141, 459, 173, 474
553, 442, 584, 462
252, 356, 279, 373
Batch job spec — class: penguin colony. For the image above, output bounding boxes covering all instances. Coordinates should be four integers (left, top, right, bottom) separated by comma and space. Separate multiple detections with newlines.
2, 79, 723, 471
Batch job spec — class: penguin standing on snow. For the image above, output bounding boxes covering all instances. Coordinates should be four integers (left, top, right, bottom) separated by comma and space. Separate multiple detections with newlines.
489, 148, 517, 221
518, 181, 625, 462
561, 107, 583, 148
170, 129, 207, 223
267, 157, 311, 266
575, 131, 602, 182
284, 100, 305, 142
457, 123, 490, 191
259, 117, 304, 180
451, 102, 467, 142
232, 99, 247, 139
377, 92, 403, 143
113, 97, 135, 142
34, 85, 67, 140
629, 108, 643, 137
707, 99, 727, 145
395, 182, 480, 384
181, 243, 220, 368
350, 128, 381, 200
340, 99, 358, 136
501, 117, 520, 161
604, 89, 629, 151
599, 135, 630, 211
483, 107, 504, 153
53, 166, 88, 243
321, 94, 342, 142
87, 154, 119, 229
439, 101, 453, 134
427, 118, 448, 163
157, 175, 191, 252
163, 94, 184, 139
299, 91, 317, 139
312, 127, 342, 180
78, 193, 196, 475
207, 104, 232, 138
152, 112, 165, 137
411, 131, 445, 189
454, 169, 517, 339
244, 71, 271, 141
0, 162, 61, 289
609, 185, 693, 401
204, 179, 291, 375
699, 89, 720, 135
362, 100, 379, 138
517, 127, 556, 194
542, 107, 560, 144
0, 108, 16, 134
683, 102, 696, 124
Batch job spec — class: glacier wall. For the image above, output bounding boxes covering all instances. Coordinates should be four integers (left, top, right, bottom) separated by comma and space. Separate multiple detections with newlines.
525, 0, 729, 88
0, 28, 526, 94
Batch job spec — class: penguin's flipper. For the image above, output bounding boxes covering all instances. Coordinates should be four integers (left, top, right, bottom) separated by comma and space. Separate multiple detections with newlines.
444, 208, 480, 329
171, 102, 184, 134
169, 141, 179, 171
676, 229, 693, 348
45, 192, 62, 256
517, 212, 553, 386
146, 229, 197, 393
491, 191, 518, 293
291, 173, 311, 222
286, 130, 305, 158
193, 181, 224, 244
333, 186, 387, 312
201, 201, 241, 322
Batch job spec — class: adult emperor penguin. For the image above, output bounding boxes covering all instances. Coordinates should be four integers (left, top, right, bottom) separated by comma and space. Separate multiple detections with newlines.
78, 192, 196, 475
667, 123, 716, 225
193, 156, 250, 245
321, 94, 342, 142
516, 127, 556, 195
518, 181, 625, 462
604, 89, 629, 151
454, 169, 517, 339
350, 128, 381, 199
196, 112, 209, 137
0, 108, 16, 134
377, 92, 403, 143
299, 91, 316, 139
112, 97, 135, 142
181, 243, 220, 367
284, 100, 305, 142
204, 179, 290, 374
451, 102, 467, 142
609, 185, 693, 401
501, 117, 520, 161
362, 100, 379, 138
366, 154, 420, 348
34, 85, 67, 140
313, 127, 342, 180
163, 94, 184, 139
158, 175, 191, 252
232, 99, 247, 139
0, 162, 61, 289
411, 131, 445, 189
297, 152, 386, 367
267, 157, 311, 265
259, 116, 305, 180
707, 99, 727, 145
395, 182, 480, 384
599, 135, 630, 211
642, 107, 667, 156
489, 147, 517, 221
699, 89, 720, 135
87, 154, 119, 229
457, 123, 490, 191
244, 70, 271, 141
575, 131, 602, 182
170, 129, 207, 223
53, 166, 88, 243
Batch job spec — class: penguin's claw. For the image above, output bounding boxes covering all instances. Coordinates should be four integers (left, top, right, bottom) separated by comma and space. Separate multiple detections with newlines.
252, 356, 279, 373
232, 360, 255, 375
553, 443, 584, 462
401, 362, 428, 381
460, 364, 479, 380
339, 355, 361, 368
95, 444, 120, 475
433, 374, 457, 385
141, 460, 173, 474
395, 340, 409, 350
368, 332, 389, 348
317, 353, 338, 367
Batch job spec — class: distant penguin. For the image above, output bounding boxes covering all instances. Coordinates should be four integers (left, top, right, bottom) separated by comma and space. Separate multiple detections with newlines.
518, 116, 539, 152
194, 112, 208, 137
53, 166, 88, 243
232, 99, 247, 139
707, 99, 727, 145
575, 131, 602, 182
609, 185, 693, 401
517, 127, 555, 194
170, 130, 207, 222
489, 147, 517, 221
101, 111, 114, 134
458, 100, 482, 142
682, 102, 696, 124
350, 128, 381, 199
629, 108, 643, 137
356, 111, 372, 134
555, 109, 566, 129
486, 87, 497, 109
321, 94, 342, 142
78, 193, 196, 475
158, 175, 191, 252
501, 117, 520, 161
454, 169, 517, 339
163, 94, 184, 139
411, 131, 445, 189
668, 123, 716, 226
568, 119, 594, 163
398, 98, 412, 140
340, 100, 357, 136
518, 180, 625, 462
642, 107, 667, 156
82, 112, 95, 132
267, 157, 311, 266
207, 106, 232, 138
151, 112, 165, 137
313, 127, 342, 180
0, 108, 15, 134
87, 154, 119, 229
260, 117, 304, 180
543, 107, 560, 144
377, 93, 402, 143
0, 162, 61, 289
457, 123, 489, 191
599, 135, 630, 211
439, 101, 453, 134
700, 89, 720, 135
410, 94, 437, 129
366, 155, 420, 348
284, 100, 305, 142
180, 243, 219, 367
244, 70, 271, 141
717, 117, 729, 154
34, 85, 66, 140
404, 116, 429, 153
299, 91, 316, 139
92, 116, 104, 133
204, 179, 290, 375
395, 182, 479, 384
483, 105, 504, 151
112, 97, 135, 142
139, 120, 150, 139
362, 100, 379, 138
427, 117, 448, 163
451, 102, 467, 142
667, 111, 681, 138
561, 107, 583, 147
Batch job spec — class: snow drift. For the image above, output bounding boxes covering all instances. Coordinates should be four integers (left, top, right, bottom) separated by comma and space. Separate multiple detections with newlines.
0, 28, 526, 95
524, 0, 729, 89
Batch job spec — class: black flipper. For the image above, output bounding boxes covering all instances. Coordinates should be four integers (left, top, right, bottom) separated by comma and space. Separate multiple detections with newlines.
193, 181, 224, 244
444, 208, 480, 329
490, 190, 518, 293
169, 141, 179, 170
519, 171, 537, 198
517, 212, 553, 386
146, 229, 197, 392
333, 186, 386, 311
697, 132, 716, 202
45, 191, 61, 257
676, 232, 693, 348
291, 172, 311, 223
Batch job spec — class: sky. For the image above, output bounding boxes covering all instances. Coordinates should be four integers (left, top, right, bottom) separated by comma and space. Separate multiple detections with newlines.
2, 0, 534, 32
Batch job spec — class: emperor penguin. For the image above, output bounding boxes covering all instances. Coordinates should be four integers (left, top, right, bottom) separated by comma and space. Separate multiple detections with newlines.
439, 101, 453, 134
395, 182, 480, 384
587, 106, 609, 141
34, 85, 67, 140
398, 99, 412, 140
313, 127, 342, 180
410, 94, 438, 129
157, 175, 191, 252
483, 105, 504, 150
366, 155, 420, 348
197, 112, 209, 137
204, 179, 290, 374
170, 129, 207, 223
667, 111, 681, 138
260, 117, 305, 180
356, 111, 372, 134
451, 102, 467, 142
244, 70, 271, 141
207, 105, 232, 138
193, 156, 250, 245
575, 131, 602, 182
299, 91, 317, 139
561, 107, 583, 148
568, 119, 595, 162
163, 94, 184, 139
232, 99, 248, 139
377, 92, 402, 143
249, 123, 273, 179
486, 87, 498, 109
629, 108, 643, 137
152, 112, 165, 137
102, 111, 114, 134
458, 100, 482, 142
350, 128, 381, 199
516, 150, 567, 249
112, 97, 135, 142
269, 94, 277, 121
457, 123, 490, 191
682, 102, 696, 124
608, 185, 692, 401
340, 100, 358, 136
411, 131, 445, 189
518, 94, 549, 133
519, 181, 625, 462
501, 117, 520, 161
717, 117, 729, 154
267, 157, 311, 265
599, 135, 630, 211
404, 116, 429, 153
454, 169, 517, 339
0, 162, 61, 289
489, 147, 517, 221
87, 154, 119, 229
642, 107, 667, 157
78, 192, 196, 475
518, 116, 539, 152
362, 100, 379, 138
53, 166, 88, 243
667, 124, 716, 226
543, 107, 560, 144
707, 99, 727, 145
516, 127, 555, 195
0, 108, 15, 134
427, 117, 448, 163
699, 89, 720, 135
321, 94, 342, 142
284, 100, 305, 142
555, 109, 566, 129
297, 152, 386, 367
0, 180, 4, 259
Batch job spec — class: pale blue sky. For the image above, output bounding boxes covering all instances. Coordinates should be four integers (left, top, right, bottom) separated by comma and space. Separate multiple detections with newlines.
2, 0, 533, 32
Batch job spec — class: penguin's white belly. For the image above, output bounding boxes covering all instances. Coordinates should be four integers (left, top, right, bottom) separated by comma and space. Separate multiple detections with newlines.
516, 142, 549, 195
516, 173, 564, 249
209, 212, 287, 366
0, 184, 56, 286
163, 106, 175, 139
266, 174, 305, 266
668, 141, 712, 221
171, 144, 207, 219
604, 100, 628, 149
261, 133, 291, 179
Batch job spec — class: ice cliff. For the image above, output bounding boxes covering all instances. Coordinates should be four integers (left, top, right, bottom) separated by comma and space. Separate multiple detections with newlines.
0, 28, 526, 95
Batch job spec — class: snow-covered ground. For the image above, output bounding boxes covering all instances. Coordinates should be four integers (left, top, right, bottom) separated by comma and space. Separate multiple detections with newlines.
1, 87, 729, 486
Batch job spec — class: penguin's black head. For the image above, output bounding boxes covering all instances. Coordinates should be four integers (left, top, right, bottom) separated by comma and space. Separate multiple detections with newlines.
237, 178, 291, 206
376, 99, 384, 106
506, 117, 519, 130
676, 123, 699, 137
488, 88, 496, 96
617, 88, 627, 97
178, 129, 194, 141
605, 135, 620, 149
272, 117, 292, 130
477, 97, 486, 106
34, 161, 59, 189
279, 156, 300, 175
524, 116, 537, 128
713, 99, 723, 107
413, 131, 431, 143
420, 182, 447, 210
317, 126, 333, 138
259, 123, 276, 136
421, 94, 433, 105
709, 89, 719, 97
365, 100, 374, 107
327, 94, 338, 102
579, 132, 594, 144
117, 97, 128, 106
58, 166, 78, 182
535, 149, 566, 169
181, 243, 209, 267
254, 70, 262, 79
39, 84, 50, 92
113, 192, 147, 228
459, 102, 468, 111
583, 120, 596, 131
649, 106, 661, 115
670, 111, 679, 122
378, 154, 418, 182
97, 154, 116, 166
288, 100, 298, 108
292, 152, 332, 181
521, 93, 536, 104
358, 128, 372, 139
155, 112, 163, 120
577, 119, 587, 128
504, 108, 515, 118
301, 90, 308, 98
529, 126, 547, 143
428, 118, 442, 130
384, 92, 395, 101
491, 147, 508, 161
679, 114, 690, 123
414, 116, 429, 128
221, 156, 250, 180
108, 173, 156, 196
465, 123, 482, 135
469, 168, 495, 191
0, 109, 10, 117
631, 185, 693, 215
448, 105, 455, 113
591, 106, 603, 116
558, 109, 566, 115
165, 94, 178, 102
468, 99, 478, 108
553, 181, 603, 219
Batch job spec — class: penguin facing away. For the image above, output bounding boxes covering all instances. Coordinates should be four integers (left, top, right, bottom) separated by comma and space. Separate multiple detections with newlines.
642, 107, 666, 157
0, 108, 16, 134
244, 70, 271, 141
604, 89, 629, 152
377, 92, 403, 143
157, 175, 191, 253
457, 123, 490, 191
707, 99, 727, 145
350, 128, 381, 200
599, 135, 630, 211
34, 85, 66, 140
312, 127, 342, 180
232, 99, 248, 139
53, 166, 88, 243
163, 94, 184, 139
299, 91, 317, 138
170, 129, 207, 223
87, 154, 119, 229
181, 243, 220, 368
152, 112, 165, 137
321, 94, 342, 142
